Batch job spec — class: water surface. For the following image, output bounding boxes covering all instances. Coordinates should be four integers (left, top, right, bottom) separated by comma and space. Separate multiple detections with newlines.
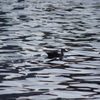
0, 0, 100, 100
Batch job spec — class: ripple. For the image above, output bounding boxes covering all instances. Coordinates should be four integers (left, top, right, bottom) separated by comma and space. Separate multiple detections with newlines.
0, 0, 100, 100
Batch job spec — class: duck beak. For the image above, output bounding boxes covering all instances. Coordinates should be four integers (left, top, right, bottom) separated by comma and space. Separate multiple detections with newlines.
65, 49, 68, 52
61, 49, 68, 52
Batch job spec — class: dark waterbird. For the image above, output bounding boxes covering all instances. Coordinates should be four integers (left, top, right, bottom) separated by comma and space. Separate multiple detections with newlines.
46, 49, 66, 60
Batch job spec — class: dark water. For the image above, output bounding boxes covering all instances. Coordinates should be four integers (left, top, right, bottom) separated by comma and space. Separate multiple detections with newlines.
0, 0, 100, 100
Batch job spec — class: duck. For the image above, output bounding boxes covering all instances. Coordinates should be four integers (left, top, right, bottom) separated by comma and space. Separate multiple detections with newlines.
46, 49, 66, 60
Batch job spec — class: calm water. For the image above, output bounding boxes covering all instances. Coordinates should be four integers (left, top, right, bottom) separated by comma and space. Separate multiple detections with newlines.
0, 0, 100, 100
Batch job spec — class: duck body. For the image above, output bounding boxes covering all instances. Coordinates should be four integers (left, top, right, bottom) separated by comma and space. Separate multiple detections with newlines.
47, 51, 60, 59
46, 49, 66, 60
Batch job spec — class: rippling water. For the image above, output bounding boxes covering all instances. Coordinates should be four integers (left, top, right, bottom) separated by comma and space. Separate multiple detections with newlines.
0, 0, 100, 100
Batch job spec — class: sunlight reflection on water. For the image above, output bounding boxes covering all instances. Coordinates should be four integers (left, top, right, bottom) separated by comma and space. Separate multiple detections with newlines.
0, 0, 100, 100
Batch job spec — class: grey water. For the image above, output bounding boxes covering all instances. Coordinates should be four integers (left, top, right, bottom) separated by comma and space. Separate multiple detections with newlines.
0, 0, 100, 100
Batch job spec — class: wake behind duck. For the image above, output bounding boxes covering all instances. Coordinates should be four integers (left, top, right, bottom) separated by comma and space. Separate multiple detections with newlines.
0, 49, 67, 64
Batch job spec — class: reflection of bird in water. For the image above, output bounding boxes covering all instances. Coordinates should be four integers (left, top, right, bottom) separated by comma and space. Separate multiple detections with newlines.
46, 49, 66, 60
